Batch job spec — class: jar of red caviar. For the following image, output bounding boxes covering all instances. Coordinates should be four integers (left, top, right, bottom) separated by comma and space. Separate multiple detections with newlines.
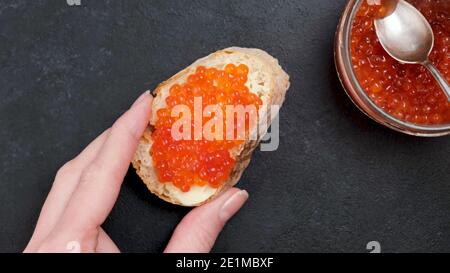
335, 0, 450, 136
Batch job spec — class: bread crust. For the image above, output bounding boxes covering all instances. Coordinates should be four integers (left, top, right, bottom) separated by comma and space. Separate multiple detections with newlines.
132, 47, 290, 206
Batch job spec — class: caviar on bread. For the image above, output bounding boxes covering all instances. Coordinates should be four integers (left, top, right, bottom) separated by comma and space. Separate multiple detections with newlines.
132, 47, 290, 206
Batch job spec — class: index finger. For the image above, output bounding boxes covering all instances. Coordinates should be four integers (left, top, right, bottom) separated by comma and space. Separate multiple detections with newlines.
55, 91, 153, 233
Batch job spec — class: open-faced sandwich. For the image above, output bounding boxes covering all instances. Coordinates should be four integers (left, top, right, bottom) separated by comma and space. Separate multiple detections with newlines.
132, 47, 290, 206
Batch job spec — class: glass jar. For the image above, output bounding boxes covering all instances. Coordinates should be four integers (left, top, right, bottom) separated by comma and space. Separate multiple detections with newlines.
335, 0, 450, 137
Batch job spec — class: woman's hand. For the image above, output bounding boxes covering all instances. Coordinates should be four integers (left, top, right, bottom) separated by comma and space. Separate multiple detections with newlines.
24, 91, 249, 253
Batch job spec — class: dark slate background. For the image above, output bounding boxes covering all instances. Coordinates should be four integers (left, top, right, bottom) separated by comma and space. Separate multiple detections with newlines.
1, 0, 449, 253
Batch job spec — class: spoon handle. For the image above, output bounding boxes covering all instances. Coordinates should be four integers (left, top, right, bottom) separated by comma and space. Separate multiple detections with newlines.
422, 60, 450, 101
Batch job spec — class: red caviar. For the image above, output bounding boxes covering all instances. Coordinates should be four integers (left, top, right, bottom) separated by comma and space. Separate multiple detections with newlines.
351, 0, 450, 125
151, 64, 262, 192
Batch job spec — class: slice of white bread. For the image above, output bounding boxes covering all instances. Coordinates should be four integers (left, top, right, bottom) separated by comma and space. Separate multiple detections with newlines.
132, 47, 290, 206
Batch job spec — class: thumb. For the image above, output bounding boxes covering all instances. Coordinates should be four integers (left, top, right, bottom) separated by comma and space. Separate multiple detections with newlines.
164, 188, 249, 253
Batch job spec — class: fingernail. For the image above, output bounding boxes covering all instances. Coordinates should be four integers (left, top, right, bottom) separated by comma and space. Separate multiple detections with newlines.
219, 190, 249, 222
131, 91, 150, 108
129, 91, 152, 138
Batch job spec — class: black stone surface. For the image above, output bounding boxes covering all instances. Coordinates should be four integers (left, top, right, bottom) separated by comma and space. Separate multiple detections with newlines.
1, 0, 449, 253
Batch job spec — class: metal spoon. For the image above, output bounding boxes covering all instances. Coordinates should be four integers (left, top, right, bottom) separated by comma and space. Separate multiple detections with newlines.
374, 0, 450, 101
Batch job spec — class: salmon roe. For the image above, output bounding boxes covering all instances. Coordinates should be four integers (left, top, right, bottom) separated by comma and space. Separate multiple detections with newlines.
351, 0, 450, 125
151, 64, 263, 192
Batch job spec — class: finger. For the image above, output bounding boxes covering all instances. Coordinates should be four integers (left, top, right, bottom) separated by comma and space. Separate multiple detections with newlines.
55, 91, 152, 233
164, 188, 249, 253
40, 88, 151, 221
131, 90, 151, 107
25, 130, 110, 251
96, 228, 120, 253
